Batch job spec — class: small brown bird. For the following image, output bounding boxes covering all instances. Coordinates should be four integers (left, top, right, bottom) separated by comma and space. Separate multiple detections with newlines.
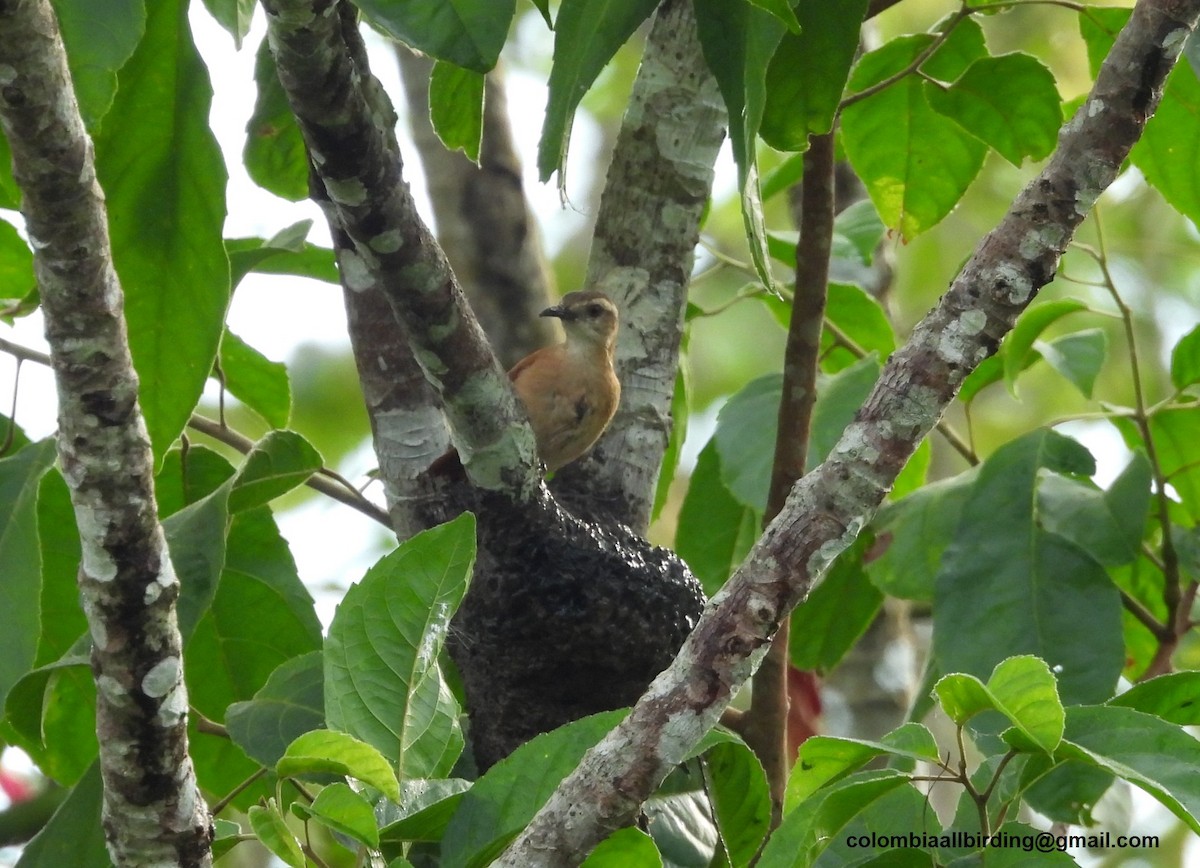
434, 289, 621, 475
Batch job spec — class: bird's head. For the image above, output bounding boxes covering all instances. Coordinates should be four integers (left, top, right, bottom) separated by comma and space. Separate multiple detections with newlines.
541, 290, 620, 352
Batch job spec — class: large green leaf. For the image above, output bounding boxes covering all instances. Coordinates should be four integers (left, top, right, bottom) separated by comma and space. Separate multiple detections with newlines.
0, 440, 58, 710
865, 468, 978, 603
244, 40, 309, 202
219, 329, 292, 429
430, 61, 485, 163
94, 0, 230, 460
761, 0, 870, 148
379, 778, 473, 844
442, 709, 627, 868
924, 53, 1061, 166
935, 656, 1065, 754
933, 430, 1123, 706
1037, 329, 1107, 398
789, 536, 882, 672
51, 0, 145, 130
198, 0, 255, 46
226, 651, 325, 767
35, 470, 85, 665
226, 222, 340, 287
357, 0, 515, 73
248, 800, 305, 868
325, 514, 475, 778
819, 283, 895, 374
675, 440, 758, 596
13, 761, 110, 868
706, 740, 770, 867
694, 0, 786, 291
1059, 705, 1200, 833
1107, 671, 1200, 725
1082, 8, 1200, 226
785, 724, 940, 810
293, 781, 380, 848
538, 0, 659, 181
278, 729, 401, 803
1001, 298, 1088, 395
758, 771, 921, 867
582, 827, 662, 867
1171, 323, 1200, 389
0, 218, 35, 304
228, 429, 322, 513
842, 31, 988, 239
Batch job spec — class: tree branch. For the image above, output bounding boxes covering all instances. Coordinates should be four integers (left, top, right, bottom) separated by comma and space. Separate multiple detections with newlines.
497, 0, 1200, 861
262, 0, 541, 500
551, 0, 727, 530
0, 0, 212, 864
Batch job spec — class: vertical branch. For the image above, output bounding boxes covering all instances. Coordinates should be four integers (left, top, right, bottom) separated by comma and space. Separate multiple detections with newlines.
396, 49, 557, 367
741, 131, 836, 827
553, 0, 726, 529
0, 0, 212, 864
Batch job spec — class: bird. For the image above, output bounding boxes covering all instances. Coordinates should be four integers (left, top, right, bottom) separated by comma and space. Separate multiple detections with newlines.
432, 289, 621, 476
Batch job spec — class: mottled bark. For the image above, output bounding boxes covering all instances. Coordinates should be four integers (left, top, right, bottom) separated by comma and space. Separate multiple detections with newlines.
0, 0, 212, 865
396, 48, 556, 369
551, 0, 726, 531
497, 0, 1200, 862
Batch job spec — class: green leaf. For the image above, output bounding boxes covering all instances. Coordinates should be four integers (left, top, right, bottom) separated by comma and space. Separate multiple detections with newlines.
226, 223, 340, 287
806, 355, 881, 472
0, 218, 34, 302
357, 0, 515, 72
1081, 8, 1200, 227
325, 514, 475, 778
379, 778, 473, 843
989, 656, 1066, 753
51, 0, 145, 130
1035, 455, 1149, 568
760, 0, 870, 147
13, 761, 110, 868
226, 651, 325, 767
706, 741, 771, 867
759, 771, 916, 867
219, 329, 292, 429
1036, 328, 1107, 398
1171, 324, 1200, 389
1059, 705, 1200, 833
642, 789, 717, 866
790, 536, 882, 671
538, 0, 658, 181
1107, 671, 1200, 725
163, 483, 230, 643
199, 0, 256, 46
443, 709, 628, 868
430, 61, 485, 163
933, 430, 1123, 707
244, 41, 309, 202
821, 283, 894, 372
582, 827, 662, 867
228, 430, 322, 513
957, 352, 1003, 404
296, 782, 379, 848
785, 725, 939, 810
278, 729, 401, 803
923, 53, 1061, 166
714, 373, 780, 512
842, 34, 987, 239
1115, 406, 1200, 523
94, 0, 230, 460
694, 0, 786, 292
35, 470, 86, 665
1002, 299, 1089, 394
652, 365, 689, 522
865, 468, 978, 603
248, 800, 306, 868
834, 201, 887, 269
0, 439, 57, 710
2, 648, 95, 785
676, 440, 758, 596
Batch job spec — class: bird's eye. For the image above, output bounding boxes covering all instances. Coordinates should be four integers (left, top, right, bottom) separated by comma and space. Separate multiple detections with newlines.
587, 303, 603, 317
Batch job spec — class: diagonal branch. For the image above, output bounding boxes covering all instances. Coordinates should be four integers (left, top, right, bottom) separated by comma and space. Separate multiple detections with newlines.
0, 0, 212, 864
496, 0, 1200, 862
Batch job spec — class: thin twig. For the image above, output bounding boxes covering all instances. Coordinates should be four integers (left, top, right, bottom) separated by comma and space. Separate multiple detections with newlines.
0, 336, 391, 526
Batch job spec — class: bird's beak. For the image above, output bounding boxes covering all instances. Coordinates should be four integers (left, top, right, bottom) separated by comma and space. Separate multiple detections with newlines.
540, 303, 574, 321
